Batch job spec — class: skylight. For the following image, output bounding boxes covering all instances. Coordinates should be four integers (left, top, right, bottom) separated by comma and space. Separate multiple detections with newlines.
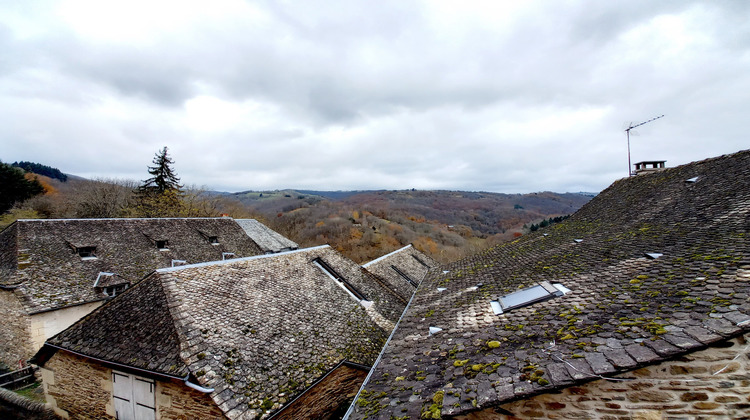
313, 257, 368, 302
391, 265, 417, 287
412, 255, 430, 268
490, 281, 567, 314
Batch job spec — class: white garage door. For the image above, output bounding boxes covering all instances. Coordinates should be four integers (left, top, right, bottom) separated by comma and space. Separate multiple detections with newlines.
112, 371, 156, 420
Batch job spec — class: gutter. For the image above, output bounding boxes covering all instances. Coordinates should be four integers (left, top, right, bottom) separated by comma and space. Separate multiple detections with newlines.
183, 375, 214, 393
38, 344, 186, 382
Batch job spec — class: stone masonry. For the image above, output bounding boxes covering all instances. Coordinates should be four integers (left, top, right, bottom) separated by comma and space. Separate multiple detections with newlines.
458, 333, 750, 419
0, 289, 32, 369
275, 364, 368, 419
41, 350, 225, 419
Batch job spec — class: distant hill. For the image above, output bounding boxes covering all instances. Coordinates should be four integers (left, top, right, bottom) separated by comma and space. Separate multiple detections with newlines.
229, 189, 593, 263
12, 161, 67, 182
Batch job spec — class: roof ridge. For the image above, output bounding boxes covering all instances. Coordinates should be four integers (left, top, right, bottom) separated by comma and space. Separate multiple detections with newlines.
362, 244, 413, 267
155, 244, 330, 273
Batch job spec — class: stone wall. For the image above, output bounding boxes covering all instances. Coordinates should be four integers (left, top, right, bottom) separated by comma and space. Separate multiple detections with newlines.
42, 349, 225, 419
157, 378, 226, 419
0, 289, 32, 369
458, 334, 750, 419
275, 364, 368, 420
42, 350, 113, 419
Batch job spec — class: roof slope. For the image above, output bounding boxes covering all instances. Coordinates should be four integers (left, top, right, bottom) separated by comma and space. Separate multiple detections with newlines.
351, 149, 750, 419
41, 245, 403, 419
234, 219, 299, 253
0, 218, 264, 313
362, 244, 440, 301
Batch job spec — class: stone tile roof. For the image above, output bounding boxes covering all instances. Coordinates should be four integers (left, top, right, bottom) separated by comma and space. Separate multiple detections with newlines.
234, 219, 299, 253
0, 218, 264, 313
362, 245, 440, 301
40, 245, 405, 419
351, 149, 750, 419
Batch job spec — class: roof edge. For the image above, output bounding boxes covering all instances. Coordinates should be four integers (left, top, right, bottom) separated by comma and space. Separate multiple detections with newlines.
35, 344, 186, 381
156, 244, 331, 273
15, 217, 232, 222
362, 244, 414, 268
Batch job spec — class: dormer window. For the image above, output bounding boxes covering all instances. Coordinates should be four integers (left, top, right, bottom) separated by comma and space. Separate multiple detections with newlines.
209, 236, 220, 245
156, 240, 169, 251
103, 284, 128, 297
93, 272, 129, 297
490, 281, 569, 314
77, 246, 97, 260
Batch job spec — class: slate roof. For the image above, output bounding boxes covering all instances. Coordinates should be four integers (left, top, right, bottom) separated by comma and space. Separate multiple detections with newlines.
234, 219, 299, 253
0, 218, 264, 313
37, 245, 406, 419
362, 244, 440, 301
350, 149, 750, 419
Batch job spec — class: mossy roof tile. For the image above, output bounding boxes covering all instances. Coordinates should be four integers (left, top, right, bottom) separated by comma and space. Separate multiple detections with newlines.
351, 149, 750, 418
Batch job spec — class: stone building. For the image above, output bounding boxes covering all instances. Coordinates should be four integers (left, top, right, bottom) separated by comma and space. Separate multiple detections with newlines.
33, 245, 406, 419
362, 244, 439, 301
0, 217, 272, 368
349, 149, 750, 419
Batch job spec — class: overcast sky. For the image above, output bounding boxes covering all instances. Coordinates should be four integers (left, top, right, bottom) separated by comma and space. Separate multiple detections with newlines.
1, 1, 748, 193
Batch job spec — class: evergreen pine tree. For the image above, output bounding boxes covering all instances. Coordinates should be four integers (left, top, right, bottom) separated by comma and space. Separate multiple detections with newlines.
140, 147, 182, 194
134, 147, 184, 217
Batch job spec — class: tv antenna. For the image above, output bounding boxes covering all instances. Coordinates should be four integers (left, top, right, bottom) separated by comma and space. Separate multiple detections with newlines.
625, 114, 664, 176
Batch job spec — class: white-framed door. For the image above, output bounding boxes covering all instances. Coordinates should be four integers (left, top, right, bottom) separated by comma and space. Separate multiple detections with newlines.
112, 371, 156, 420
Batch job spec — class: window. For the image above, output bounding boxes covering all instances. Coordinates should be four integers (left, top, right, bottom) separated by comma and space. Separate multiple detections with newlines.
313, 257, 368, 302
77, 246, 97, 260
391, 265, 417, 287
155, 240, 169, 251
104, 284, 128, 297
490, 281, 568, 314
112, 371, 155, 420
209, 236, 219, 245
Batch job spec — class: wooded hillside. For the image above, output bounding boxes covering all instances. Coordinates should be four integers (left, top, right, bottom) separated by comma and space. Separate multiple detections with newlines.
0, 158, 593, 264
230, 189, 592, 263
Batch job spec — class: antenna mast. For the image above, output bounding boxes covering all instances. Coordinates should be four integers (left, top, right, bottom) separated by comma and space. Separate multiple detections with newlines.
625, 114, 664, 176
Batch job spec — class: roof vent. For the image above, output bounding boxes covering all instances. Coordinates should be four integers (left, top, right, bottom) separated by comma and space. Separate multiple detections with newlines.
645, 253, 663, 259
428, 326, 442, 336
442, 270, 450, 274
543, 233, 549, 237
686, 176, 699, 183
573, 239, 583, 243
437, 287, 447, 292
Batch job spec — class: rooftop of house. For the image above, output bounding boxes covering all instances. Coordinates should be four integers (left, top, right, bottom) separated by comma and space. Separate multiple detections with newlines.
35, 244, 405, 419
350, 149, 750, 419
234, 218, 299, 253
0, 217, 264, 314
362, 244, 440, 301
